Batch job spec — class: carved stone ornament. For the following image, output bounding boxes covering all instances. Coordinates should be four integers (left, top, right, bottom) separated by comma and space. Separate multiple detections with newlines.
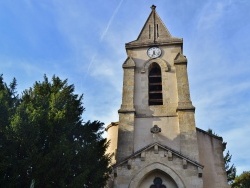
150, 177, 166, 188
150, 125, 161, 134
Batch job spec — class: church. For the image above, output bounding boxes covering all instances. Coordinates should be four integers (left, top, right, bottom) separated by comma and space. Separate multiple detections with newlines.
106, 5, 229, 188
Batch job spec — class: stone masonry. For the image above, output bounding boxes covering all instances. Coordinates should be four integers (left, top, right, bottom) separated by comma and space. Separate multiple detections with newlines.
106, 5, 229, 188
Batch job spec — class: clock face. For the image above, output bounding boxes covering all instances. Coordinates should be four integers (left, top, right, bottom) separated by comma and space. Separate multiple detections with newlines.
147, 47, 161, 58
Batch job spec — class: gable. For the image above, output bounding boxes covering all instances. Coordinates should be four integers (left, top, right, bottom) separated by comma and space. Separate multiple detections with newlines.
136, 5, 171, 42
126, 5, 182, 48
114, 142, 203, 169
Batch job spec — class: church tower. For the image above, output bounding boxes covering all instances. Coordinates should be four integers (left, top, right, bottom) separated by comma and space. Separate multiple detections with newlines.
106, 5, 229, 188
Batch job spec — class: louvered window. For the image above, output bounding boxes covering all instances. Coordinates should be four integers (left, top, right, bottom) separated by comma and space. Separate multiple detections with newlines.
148, 63, 163, 105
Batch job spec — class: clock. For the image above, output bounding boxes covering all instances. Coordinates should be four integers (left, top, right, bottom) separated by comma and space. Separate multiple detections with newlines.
147, 47, 162, 58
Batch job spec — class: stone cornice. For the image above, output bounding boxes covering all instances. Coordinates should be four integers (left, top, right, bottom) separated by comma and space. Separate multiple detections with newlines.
118, 109, 136, 113
126, 38, 183, 49
176, 102, 195, 112
196, 127, 223, 141
105, 122, 119, 131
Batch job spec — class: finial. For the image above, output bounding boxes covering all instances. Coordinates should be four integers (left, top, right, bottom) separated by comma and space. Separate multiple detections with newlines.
151, 5, 156, 10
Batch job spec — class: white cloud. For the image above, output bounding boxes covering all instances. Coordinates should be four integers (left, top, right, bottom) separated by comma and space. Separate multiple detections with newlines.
88, 56, 122, 93
223, 124, 250, 174
91, 61, 115, 77
197, 0, 233, 30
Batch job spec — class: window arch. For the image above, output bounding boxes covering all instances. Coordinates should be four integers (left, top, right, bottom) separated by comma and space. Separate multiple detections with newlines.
148, 63, 163, 105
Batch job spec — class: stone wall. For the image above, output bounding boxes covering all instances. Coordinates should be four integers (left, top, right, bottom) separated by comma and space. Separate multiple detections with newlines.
112, 146, 203, 188
106, 122, 119, 164
197, 129, 230, 188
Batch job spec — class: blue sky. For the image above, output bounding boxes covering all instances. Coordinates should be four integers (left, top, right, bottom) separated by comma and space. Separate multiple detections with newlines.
0, 0, 249, 175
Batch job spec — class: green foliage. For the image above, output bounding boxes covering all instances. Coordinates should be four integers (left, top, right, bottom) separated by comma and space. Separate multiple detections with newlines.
0, 74, 18, 130
224, 151, 236, 184
0, 75, 19, 187
232, 171, 250, 188
0, 75, 111, 187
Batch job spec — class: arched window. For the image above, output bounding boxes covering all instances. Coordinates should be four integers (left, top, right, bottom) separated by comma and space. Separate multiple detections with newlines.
148, 63, 163, 105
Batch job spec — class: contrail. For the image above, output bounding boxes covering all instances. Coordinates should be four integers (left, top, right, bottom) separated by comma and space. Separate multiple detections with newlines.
100, 0, 124, 41
84, 0, 124, 81
84, 54, 96, 81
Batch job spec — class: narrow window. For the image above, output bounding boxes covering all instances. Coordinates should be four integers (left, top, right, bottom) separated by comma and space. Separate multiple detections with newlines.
148, 63, 163, 105
157, 24, 159, 38
149, 25, 151, 39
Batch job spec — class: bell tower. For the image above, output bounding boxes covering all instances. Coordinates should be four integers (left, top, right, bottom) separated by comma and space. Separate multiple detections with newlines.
116, 4, 199, 162
106, 5, 229, 188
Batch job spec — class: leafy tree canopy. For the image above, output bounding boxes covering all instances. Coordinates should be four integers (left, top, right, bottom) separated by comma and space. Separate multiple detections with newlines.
232, 171, 250, 188
224, 150, 236, 184
0, 75, 111, 187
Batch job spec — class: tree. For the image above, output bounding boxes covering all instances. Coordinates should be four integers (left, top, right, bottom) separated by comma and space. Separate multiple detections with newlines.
224, 150, 236, 184
207, 129, 236, 184
0, 75, 20, 187
0, 75, 111, 187
232, 171, 250, 188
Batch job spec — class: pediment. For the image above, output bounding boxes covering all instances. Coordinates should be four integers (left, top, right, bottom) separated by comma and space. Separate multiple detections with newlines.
136, 6, 171, 41
114, 142, 203, 170
126, 5, 182, 48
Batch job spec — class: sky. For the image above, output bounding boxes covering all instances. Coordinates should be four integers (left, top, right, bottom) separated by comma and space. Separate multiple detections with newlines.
0, 0, 250, 175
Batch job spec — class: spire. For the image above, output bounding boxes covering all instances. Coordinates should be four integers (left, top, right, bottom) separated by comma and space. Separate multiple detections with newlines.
126, 5, 182, 48
138, 5, 172, 42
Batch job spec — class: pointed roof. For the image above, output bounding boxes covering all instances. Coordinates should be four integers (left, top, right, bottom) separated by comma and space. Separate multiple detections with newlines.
126, 5, 183, 48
